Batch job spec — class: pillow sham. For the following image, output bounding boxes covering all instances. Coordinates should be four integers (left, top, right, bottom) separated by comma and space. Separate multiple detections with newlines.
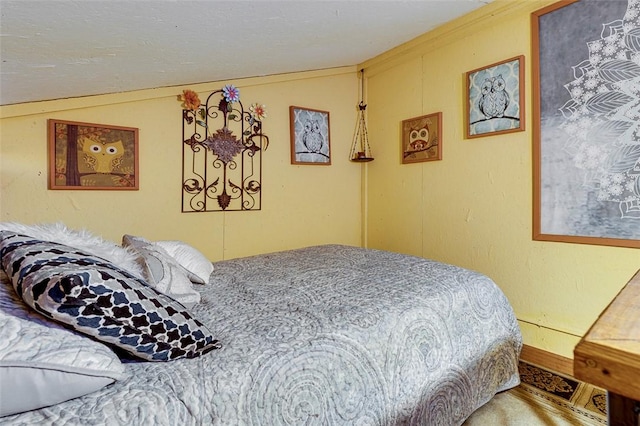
122, 235, 201, 307
0, 222, 143, 278
0, 270, 127, 417
0, 231, 221, 362
153, 240, 213, 284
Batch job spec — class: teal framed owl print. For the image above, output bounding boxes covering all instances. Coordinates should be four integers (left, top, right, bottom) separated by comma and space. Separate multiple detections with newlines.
465, 55, 525, 139
48, 119, 139, 190
289, 106, 331, 165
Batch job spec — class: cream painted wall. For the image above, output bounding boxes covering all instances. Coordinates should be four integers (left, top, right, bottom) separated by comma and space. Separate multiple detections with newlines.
362, 0, 640, 358
0, 68, 363, 261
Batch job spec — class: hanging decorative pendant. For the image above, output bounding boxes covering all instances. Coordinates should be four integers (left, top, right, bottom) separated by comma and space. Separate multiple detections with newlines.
349, 69, 374, 162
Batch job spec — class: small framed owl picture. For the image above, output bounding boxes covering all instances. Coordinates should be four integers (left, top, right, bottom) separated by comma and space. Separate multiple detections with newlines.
48, 119, 139, 190
289, 106, 331, 165
465, 55, 525, 139
401, 112, 442, 164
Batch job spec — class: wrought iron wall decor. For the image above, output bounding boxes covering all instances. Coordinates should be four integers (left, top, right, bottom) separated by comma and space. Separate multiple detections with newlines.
179, 86, 268, 212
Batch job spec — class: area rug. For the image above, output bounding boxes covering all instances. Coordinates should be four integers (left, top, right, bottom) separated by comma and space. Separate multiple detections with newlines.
465, 361, 607, 425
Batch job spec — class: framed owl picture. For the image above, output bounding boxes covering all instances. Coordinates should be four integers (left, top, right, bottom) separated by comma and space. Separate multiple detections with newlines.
48, 119, 139, 190
465, 55, 525, 139
289, 106, 331, 165
401, 112, 442, 164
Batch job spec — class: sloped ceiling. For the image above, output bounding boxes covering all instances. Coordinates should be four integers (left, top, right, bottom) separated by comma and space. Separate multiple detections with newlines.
0, 0, 493, 106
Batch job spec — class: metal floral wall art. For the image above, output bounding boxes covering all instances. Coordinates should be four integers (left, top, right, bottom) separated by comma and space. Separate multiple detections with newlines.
179, 86, 268, 212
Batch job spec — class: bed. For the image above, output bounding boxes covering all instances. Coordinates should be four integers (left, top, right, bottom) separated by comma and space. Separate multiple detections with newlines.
0, 224, 522, 425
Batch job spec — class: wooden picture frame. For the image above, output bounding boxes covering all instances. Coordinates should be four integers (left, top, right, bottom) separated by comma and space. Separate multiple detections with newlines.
48, 119, 139, 190
401, 112, 442, 164
532, 0, 640, 248
465, 55, 525, 138
289, 106, 331, 165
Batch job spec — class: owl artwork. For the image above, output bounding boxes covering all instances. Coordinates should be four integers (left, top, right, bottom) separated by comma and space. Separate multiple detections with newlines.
81, 138, 125, 174
478, 75, 509, 119
405, 126, 430, 154
302, 119, 324, 153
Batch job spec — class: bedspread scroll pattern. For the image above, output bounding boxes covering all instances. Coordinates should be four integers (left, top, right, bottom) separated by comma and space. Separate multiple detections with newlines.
3, 245, 521, 426
239, 336, 388, 425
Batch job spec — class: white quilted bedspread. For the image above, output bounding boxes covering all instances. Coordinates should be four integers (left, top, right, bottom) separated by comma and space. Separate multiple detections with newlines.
2, 245, 522, 425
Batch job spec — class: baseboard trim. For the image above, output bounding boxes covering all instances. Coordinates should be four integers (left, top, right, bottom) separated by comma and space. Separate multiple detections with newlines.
520, 344, 574, 377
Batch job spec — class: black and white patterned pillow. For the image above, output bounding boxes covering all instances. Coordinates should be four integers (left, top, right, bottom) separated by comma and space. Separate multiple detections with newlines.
0, 231, 221, 362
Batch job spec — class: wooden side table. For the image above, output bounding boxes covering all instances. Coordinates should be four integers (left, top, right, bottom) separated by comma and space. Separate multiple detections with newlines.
574, 269, 640, 426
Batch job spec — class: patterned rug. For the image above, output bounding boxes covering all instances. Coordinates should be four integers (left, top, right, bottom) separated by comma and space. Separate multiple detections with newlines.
515, 361, 607, 425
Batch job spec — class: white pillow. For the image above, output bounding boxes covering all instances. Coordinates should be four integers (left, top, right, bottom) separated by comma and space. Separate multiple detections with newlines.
122, 235, 201, 308
0, 271, 127, 417
153, 240, 213, 284
0, 222, 142, 278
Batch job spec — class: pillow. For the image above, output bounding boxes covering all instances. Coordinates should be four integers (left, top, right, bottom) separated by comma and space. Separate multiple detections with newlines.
122, 235, 201, 307
153, 240, 213, 284
0, 270, 127, 417
0, 222, 143, 278
0, 231, 221, 362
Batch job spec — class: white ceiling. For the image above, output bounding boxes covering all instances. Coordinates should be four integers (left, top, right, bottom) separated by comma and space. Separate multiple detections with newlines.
0, 0, 493, 106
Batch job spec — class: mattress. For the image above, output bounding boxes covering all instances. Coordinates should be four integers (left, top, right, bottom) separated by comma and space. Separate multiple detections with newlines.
2, 244, 522, 425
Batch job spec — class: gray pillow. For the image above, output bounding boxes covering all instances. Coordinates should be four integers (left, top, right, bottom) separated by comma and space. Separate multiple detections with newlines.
122, 235, 202, 307
0, 270, 127, 417
153, 240, 213, 284
0, 231, 221, 363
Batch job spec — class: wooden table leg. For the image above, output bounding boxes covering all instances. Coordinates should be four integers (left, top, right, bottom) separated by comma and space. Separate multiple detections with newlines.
608, 392, 640, 426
